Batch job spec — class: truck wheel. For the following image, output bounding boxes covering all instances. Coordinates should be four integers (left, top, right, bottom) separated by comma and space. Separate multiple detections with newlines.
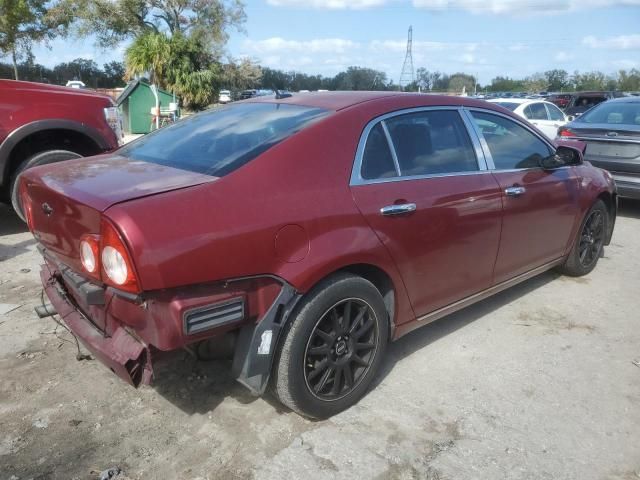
558, 199, 608, 277
10, 150, 82, 221
273, 273, 389, 419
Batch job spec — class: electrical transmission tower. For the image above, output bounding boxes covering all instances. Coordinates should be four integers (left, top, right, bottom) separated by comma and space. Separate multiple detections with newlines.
399, 26, 415, 90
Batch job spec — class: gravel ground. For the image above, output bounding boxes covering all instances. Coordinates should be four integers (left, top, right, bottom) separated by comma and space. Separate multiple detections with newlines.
1, 200, 639, 480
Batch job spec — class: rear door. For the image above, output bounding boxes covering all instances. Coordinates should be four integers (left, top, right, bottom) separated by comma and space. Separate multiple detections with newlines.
465, 109, 581, 284
350, 108, 503, 317
523, 102, 556, 139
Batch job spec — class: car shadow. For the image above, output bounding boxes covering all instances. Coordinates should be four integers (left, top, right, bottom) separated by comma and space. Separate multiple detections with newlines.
618, 198, 640, 219
373, 270, 560, 389
151, 350, 261, 415
0, 203, 29, 235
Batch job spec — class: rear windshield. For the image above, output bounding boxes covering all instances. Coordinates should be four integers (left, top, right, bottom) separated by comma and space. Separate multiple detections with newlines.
578, 101, 640, 125
493, 102, 519, 111
120, 103, 329, 176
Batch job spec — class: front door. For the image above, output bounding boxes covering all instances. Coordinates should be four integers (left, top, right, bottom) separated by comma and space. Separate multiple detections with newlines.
467, 110, 581, 284
350, 108, 503, 317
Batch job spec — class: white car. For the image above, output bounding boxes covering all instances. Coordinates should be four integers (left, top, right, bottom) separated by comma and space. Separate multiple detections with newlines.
218, 89, 231, 104
487, 98, 568, 139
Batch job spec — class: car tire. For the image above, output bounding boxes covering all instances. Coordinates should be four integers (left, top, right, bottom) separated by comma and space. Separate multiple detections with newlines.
558, 199, 608, 277
273, 273, 389, 419
10, 149, 83, 221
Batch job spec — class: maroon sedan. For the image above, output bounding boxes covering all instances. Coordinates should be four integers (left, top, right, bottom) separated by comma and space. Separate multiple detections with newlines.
20, 92, 616, 418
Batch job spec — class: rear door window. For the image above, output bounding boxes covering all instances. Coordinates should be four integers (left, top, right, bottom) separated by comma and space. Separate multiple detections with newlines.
121, 103, 329, 176
384, 110, 478, 176
524, 103, 549, 120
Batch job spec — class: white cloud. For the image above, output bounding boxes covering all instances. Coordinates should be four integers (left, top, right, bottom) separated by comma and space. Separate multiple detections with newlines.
611, 59, 639, 69
582, 34, 640, 49
554, 51, 572, 61
412, 0, 640, 15
266, 0, 388, 9
508, 43, 529, 52
243, 37, 360, 54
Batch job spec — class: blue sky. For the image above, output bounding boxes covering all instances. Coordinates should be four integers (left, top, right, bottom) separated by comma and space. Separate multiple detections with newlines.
30, 0, 640, 84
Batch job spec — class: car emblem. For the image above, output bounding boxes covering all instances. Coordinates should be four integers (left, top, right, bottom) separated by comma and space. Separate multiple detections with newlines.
41, 203, 54, 216
606, 131, 618, 137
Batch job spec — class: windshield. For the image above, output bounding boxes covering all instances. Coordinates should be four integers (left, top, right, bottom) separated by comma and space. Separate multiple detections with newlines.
493, 102, 519, 111
577, 101, 640, 126
120, 103, 330, 176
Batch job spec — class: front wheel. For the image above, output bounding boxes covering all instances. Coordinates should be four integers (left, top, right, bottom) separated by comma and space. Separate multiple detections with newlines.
10, 149, 83, 221
558, 199, 608, 277
273, 274, 389, 419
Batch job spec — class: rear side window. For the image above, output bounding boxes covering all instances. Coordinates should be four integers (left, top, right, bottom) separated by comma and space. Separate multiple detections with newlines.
573, 96, 606, 108
120, 103, 329, 176
524, 103, 548, 120
361, 123, 398, 180
384, 110, 478, 176
471, 111, 552, 170
578, 101, 640, 125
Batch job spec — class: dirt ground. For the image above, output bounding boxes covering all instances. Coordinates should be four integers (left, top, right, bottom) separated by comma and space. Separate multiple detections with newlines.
1, 200, 639, 480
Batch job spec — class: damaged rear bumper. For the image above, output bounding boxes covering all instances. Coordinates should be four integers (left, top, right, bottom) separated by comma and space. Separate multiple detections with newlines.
40, 265, 153, 387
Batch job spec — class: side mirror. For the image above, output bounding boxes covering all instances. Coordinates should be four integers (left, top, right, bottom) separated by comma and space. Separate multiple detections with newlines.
540, 145, 583, 170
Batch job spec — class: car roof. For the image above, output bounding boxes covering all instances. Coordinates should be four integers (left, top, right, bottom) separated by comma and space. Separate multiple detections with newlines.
606, 96, 640, 103
243, 91, 495, 112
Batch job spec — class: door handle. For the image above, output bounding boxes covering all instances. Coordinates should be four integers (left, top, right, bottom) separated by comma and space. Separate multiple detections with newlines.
380, 203, 417, 216
504, 186, 526, 197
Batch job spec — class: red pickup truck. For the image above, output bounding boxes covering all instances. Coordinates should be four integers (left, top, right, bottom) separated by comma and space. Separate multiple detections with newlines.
0, 79, 122, 219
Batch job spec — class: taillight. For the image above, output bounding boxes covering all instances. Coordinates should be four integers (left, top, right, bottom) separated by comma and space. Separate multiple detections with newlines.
19, 179, 34, 231
99, 219, 141, 293
79, 235, 100, 278
558, 127, 576, 138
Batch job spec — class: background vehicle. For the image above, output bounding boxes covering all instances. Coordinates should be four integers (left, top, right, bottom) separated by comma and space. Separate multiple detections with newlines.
0, 79, 122, 219
488, 98, 568, 139
218, 89, 232, 104
565, 91, 624, 117
65, 80, 87, 89
22, 92, 616, 419
548, 93, 572, 109
559, 96, 640, 199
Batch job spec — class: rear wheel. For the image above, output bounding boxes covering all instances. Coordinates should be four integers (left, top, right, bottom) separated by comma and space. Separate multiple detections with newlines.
558, 199, 608, 276
273, 274, 389, 419
10, 149, 82, 221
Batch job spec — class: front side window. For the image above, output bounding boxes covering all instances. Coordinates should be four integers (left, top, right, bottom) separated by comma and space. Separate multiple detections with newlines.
471, 111, 553, 170
384, 110, 478, 177
546, 103, 566, 121
524, 103, 548, 120
121, 103, 329, 176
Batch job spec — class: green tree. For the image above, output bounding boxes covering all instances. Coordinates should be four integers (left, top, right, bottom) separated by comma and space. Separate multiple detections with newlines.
448, 72, 476, 94
103, 60, 125, 86
71, 0, 245, 49
0, 0, 70, 79
544, 69, 569, 91
572, 70, 607, 90
617, 69, 640, 91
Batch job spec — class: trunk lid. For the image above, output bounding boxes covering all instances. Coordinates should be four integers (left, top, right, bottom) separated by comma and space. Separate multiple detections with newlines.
22, 154, 217, 272
568, 124, 640, 175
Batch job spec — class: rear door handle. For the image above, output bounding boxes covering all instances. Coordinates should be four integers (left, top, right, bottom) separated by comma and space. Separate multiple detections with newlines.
380, 203, 417, 216
504, 186, 526, 197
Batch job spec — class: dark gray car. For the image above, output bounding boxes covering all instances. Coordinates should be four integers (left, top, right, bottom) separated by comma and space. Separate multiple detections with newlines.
558, 96, 640, 199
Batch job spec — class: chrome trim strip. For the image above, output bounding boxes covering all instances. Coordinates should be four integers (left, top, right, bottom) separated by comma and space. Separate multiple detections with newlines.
350, 106, 486, 186
461, 107, 496, 169
410, 258, 564, 330
380, 120, 401, 176
573, 136, 640, 145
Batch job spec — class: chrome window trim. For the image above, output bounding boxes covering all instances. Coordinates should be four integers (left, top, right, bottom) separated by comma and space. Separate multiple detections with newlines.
350, 106, 488, 186
462, 107, 557, 172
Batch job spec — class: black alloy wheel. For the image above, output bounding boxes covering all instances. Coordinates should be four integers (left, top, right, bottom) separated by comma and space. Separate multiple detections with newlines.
578, 209, 605, 268
304, 298, 378, 401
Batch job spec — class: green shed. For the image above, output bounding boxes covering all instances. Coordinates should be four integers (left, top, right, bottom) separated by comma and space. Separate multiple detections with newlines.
116, 80, 178, 134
